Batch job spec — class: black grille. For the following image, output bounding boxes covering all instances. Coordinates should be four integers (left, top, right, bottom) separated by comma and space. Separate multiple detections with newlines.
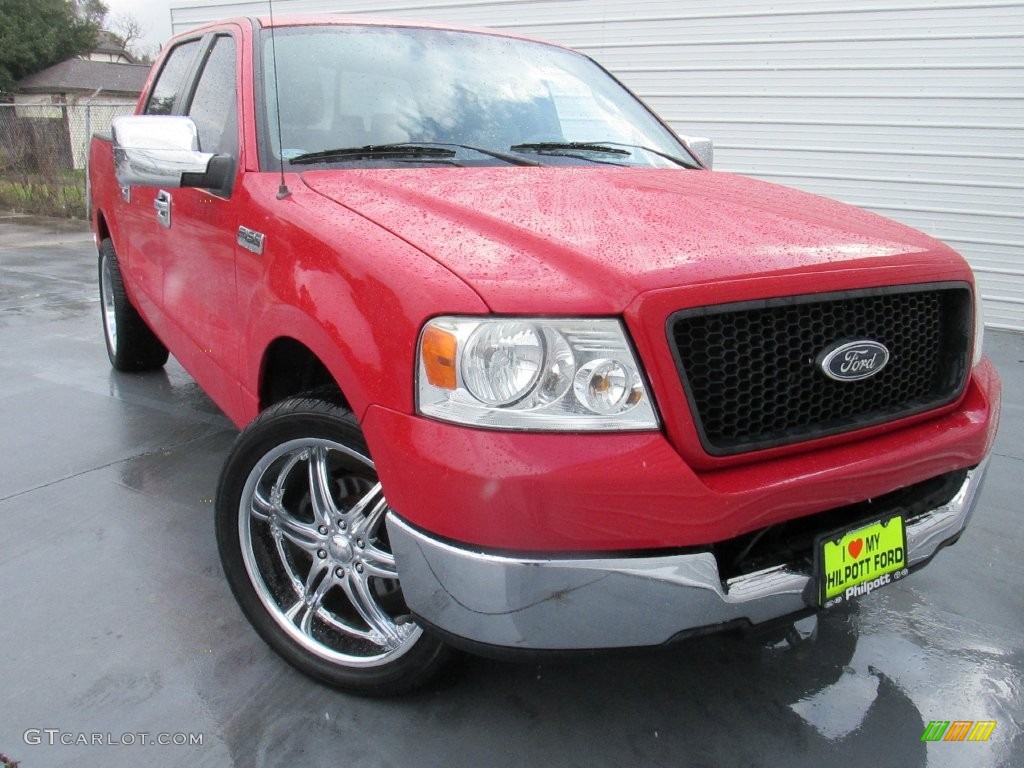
668, 284, 972, 455
715, 469, 968, 582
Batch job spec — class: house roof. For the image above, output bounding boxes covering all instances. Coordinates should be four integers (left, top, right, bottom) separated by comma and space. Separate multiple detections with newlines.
17, 59, 150, 98
92, 30, 136, 63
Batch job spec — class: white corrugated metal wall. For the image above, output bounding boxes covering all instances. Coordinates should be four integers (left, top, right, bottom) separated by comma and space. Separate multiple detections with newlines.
171, 0, 1024, 330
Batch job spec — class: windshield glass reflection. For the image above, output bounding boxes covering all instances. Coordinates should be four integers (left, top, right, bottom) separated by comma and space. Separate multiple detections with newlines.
262, 25, 690, 168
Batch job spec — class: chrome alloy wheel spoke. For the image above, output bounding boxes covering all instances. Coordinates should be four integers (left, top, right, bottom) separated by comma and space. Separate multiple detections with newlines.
270, 505, 323, 555
308, 445, 343, 528
250, 488, 275, 521
359, 543, 398, 579
303, 554, 331, 594
343, 482, 387, 532
284, 567, 335, 636
339, 568, 404, 648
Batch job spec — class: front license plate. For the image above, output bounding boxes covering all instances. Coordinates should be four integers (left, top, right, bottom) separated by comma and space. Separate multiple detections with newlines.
817, 514, 908, 608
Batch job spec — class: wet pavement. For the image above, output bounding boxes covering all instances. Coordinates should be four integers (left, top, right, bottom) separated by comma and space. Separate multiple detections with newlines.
0, 212, 1021, 767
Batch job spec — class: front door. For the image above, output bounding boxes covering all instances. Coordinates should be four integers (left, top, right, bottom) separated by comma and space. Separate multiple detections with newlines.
158, 32, 245, 416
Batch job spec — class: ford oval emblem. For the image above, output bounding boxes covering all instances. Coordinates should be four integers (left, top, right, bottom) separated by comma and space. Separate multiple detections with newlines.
817, 340, 890, 382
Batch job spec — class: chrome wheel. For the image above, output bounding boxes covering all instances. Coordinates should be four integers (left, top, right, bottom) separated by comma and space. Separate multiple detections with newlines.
100, 251, 118, 353
96, 238, 168, 371
239, 437, 421, 667
217, 396, 450, 693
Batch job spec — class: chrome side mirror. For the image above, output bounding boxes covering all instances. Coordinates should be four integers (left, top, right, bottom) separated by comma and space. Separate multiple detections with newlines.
682, 136, 713, 169
112, 115, 230, 189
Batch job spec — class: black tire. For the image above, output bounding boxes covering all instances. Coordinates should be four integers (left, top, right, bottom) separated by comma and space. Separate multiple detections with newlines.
98, 238, 169, 371
215, 395, 451, 695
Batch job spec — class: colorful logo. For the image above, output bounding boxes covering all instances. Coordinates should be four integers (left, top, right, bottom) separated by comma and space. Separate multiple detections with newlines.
921, 720, 997, 742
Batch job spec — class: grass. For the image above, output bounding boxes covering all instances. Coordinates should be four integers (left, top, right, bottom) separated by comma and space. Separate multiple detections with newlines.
0, 170, 87, 219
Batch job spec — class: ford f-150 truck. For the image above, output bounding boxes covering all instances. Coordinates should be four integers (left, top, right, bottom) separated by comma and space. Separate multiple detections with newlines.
88, 15, 1001, 695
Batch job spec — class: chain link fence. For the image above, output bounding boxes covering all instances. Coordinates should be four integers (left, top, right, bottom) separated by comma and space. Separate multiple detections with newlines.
0, 102, 136, 218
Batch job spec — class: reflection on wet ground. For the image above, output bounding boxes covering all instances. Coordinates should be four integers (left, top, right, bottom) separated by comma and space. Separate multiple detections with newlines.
0, 214, 1021, 767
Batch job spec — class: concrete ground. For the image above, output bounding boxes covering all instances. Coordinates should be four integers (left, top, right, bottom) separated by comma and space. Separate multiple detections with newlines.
0, 213, 1021, 768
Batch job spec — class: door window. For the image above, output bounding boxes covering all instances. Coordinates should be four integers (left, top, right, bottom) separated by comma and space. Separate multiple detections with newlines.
187, 36, 238, 155
145, 40, 201, 115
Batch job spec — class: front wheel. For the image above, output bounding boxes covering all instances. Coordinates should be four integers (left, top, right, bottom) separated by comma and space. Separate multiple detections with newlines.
215, 395, 450, 695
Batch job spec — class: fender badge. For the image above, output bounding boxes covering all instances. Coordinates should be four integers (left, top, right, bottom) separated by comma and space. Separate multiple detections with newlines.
237, 226, 265, 255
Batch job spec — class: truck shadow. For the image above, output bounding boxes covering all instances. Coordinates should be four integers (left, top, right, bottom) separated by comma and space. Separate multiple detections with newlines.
202, 601, 932, 767
430, 603, 929, 766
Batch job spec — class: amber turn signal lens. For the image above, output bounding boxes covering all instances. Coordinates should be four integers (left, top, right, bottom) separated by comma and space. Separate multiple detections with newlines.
421, 326, 458, 389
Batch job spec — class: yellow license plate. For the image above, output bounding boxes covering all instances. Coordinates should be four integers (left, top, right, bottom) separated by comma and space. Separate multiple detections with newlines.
817, 514, 908, 607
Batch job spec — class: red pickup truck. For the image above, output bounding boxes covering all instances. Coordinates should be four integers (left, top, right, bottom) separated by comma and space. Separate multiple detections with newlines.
89, 16, 1001, 695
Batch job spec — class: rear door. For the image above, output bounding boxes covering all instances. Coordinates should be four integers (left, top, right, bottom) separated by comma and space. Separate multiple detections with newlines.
120, 38, 203, 321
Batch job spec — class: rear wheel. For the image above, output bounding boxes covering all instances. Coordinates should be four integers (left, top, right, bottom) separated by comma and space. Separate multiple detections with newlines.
98, 238, 168, 371
215, 395, 450, 695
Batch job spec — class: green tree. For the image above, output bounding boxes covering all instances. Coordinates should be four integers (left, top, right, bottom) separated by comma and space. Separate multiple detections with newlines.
78, 0, 108, 26
0, 0, 107, 96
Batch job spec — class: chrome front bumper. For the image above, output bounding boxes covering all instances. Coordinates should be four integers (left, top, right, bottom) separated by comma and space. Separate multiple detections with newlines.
386, 460, 989, 650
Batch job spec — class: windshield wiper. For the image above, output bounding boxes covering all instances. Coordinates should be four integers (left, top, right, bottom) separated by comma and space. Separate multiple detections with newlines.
289, 143, 458, 165
510, 141, 697, 168
510, 141, 630, 156
591, 141, 699, 169
289, 142, 541, 167
508, 142, 632, 166
424, 142, 541, 166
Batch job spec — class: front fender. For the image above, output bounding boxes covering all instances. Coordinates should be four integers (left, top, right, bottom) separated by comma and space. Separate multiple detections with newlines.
237, 173, 488, 426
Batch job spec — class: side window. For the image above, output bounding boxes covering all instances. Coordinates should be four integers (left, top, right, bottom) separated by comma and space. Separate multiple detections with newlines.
145, 40, 201, 115
187, 36, 238, 154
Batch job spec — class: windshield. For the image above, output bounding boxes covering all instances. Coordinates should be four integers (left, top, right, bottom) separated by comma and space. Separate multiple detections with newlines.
260, 25, 693, 169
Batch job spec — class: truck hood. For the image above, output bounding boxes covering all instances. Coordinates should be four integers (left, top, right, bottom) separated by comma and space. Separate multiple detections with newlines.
301, 167, 954, 313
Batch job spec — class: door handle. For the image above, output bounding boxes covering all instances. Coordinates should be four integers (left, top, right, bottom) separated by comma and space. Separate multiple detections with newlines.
154, 190, 172, 229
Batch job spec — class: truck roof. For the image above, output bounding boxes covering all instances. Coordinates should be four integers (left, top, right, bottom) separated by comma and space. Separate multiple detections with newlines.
175, 14, 565, 51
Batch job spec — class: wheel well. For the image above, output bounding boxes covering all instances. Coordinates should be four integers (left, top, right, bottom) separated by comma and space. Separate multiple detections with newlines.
95, 211, 110, 245
259, 338, 348, 411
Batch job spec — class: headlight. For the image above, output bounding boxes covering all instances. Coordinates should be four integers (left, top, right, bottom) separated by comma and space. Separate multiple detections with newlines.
461, 321, 545, 406
972, 293, 985, 368
417, 317, 659, 431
